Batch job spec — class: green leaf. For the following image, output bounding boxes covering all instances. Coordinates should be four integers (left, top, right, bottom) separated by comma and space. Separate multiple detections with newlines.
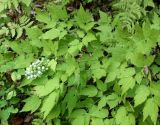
0, 4, 4, 12
68, 39, 82, 55
40, 28, 60, 40
0, 61, 15, 73
0, 107, 18, 121
41, 91, 59, 119
91, 118, 104, 125
129, 53, 155, 67
118, 67, 135, 78
14, 54, 34, 69
48, 59, 57, 72
119, 77, 136, 95
115, 107, 127, 125
79, 85, 98, 97
34, 77, 59, 97
70, 109, 87, 118
150, 83, 160, 97
65, 88, 78, 115
6, 90, 16, 100
21, 95, 41, 113
11, 72, 21, 82
127, 113, 136, 125
22, 0, 31, 6
82, 33, 96, 46
36, 10, 50, 23
143, 98, 158, 125
92, 68, 106, 79
134, 85, 150, 107
75, 5, 93, 24
89, 106, 108, 118
115, 107, 135, 125
99, 11, 111, 24
0, 100, 7, 108
144, 0, 155, 8
71, 116, 87, 125
26, 27, 42, 40
135, 72, 143, 84
48, 4, 68, 21
152, 13, 160, 30
96, 80, 107, 92
104, 119, 114, 125
98, 93, 120, 109
98, 97, 107, 109
70, 109, 89, 125
106, 93, 121, 109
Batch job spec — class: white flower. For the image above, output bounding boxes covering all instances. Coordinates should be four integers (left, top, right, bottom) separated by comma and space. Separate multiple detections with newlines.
25, 58, 50, 80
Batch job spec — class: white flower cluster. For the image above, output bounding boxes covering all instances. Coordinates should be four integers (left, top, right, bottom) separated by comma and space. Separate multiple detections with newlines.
25, 58, 49, 79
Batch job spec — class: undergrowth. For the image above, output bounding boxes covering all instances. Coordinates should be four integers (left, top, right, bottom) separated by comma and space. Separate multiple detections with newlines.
0, 0, 160, 125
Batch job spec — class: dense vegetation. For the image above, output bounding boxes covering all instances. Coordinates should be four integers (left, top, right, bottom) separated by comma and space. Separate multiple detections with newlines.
0, 0, 160, 124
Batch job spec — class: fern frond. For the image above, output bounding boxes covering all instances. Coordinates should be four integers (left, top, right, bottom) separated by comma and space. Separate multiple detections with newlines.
0, 16, 33, 39
112, 0, 142, 32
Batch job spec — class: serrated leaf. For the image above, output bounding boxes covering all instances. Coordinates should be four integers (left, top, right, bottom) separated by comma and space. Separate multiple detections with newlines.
99, 11, 111, 24
96, 80, 107, 92
41, 91, 59, 119
48, 59, 57, 71
70, 109, 89, 125
144, 0, 155, 8
118, 67, 135, 78
0, 61, 15, 73
0, 4, 4, 12
115, 107, 127, 125
104, 119, 114, 125
22, 0, 31, 6
106, 71, 117, 82
26, 27, 42, 40
89, 106, 108, 118
36, 10, 50, 23
71, 116, 84, 125
48, 4, 68, 21
82, 33, 96, 46
92, 68, 106, 79
129, 53, 155, 67
98, 93, 120, 109
128, 113, 136, 125
106, 93, 121, 109
150, 83, 160, 97
11, 72, 21, 82
119, 77, 135, 95
91, 118, 104, 125
68, 39, 82, 55
40, 28, 60, 40
143, 98, 158, 125
135, 72, 143, 84
34, 77, 59, 97
0, 100, 7, 108
70, 109, 87, 118
0, 107, 18, 121
115, 107, 135, 125
75, 5, 93, 24
79, 85, 98, 97
134, 85, 150, 107
21, 95, 41, 113
65, 88, 78, 115
98, 97, 107, 109
6, 90, 16, 100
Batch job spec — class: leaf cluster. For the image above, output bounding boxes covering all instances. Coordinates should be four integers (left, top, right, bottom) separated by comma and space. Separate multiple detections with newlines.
0, 0, 160, 125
